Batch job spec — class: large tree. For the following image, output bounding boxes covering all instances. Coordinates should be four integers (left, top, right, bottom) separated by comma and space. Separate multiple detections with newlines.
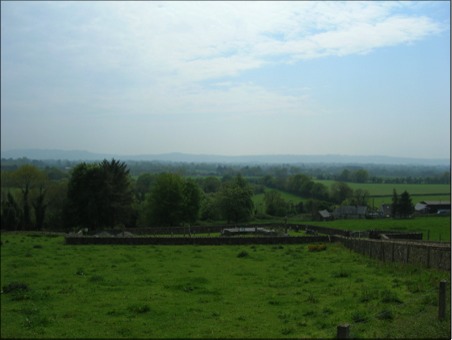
264, 190, 288, 217
66, 159, 133, 229
398, 190, 414, 218
8, 165, 47, 229
146, 173, 202, 226
0, 192, 21, 230
218, 174, 254, 223
330, 181, 353, 204
391, 189, 399, 217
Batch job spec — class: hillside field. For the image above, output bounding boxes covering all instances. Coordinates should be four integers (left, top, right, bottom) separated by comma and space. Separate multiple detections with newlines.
316, 181, 450, 207
253, 182, 450, 211
1, 233, 450, 339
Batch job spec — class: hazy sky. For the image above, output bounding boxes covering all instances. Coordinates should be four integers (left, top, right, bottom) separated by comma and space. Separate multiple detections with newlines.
1, 1, 450, 158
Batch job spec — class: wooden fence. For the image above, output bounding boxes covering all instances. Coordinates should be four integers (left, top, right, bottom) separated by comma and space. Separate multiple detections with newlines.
335, 235, 450, 271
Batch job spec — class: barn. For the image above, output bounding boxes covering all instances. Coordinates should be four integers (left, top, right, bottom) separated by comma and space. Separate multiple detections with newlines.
415, 200, 451, 214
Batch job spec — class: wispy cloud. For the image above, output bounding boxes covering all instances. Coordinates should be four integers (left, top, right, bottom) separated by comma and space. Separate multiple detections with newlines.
1, 1, 448, 156
5, 2, 443, 79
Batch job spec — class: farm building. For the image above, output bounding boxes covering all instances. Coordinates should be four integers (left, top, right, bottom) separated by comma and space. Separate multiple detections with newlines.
333, 205, 367, 219
318, 209, 333, 221
415, 201, 451, 214
380, 204, 392, 217
220, 227, 282, 236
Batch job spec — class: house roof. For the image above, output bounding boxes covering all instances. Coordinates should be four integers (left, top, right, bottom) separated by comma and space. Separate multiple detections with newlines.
420, 201, 451, 206
415, 203, 427, 211
318, 210, 331, 218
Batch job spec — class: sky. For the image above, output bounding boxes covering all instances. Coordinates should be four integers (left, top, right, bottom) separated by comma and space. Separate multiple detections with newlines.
1, 1, 450, 159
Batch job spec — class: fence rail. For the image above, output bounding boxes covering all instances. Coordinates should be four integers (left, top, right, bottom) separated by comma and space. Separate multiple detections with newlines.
334, 235, 450, 271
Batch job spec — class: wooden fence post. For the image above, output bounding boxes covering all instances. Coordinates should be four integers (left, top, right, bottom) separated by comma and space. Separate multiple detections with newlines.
439, 280, 447, 320
337, 324, 350, 339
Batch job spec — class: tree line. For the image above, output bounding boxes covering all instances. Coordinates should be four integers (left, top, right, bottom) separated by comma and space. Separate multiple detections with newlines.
2, 157, 450, 184
1, 160, 255, 231
0, 159, 422, 231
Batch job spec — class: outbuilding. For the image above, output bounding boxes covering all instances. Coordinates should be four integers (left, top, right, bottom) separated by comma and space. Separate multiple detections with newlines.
415, 201, 450, 214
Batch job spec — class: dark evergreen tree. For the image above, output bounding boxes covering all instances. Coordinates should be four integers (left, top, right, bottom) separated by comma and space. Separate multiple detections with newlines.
66, 159, 133, 229
398, 190, 414, 218
391, 189, 399, 218
32, 186, 47, 230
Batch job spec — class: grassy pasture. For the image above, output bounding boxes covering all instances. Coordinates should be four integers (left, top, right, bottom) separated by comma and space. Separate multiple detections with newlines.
1, 233, 450, 338
305, 216, 451, 242
253, 189, 304, 214
252, 182, 450, 213
242, 216, 449, 242
315, 181, 450, 207
315, 181, 450, 196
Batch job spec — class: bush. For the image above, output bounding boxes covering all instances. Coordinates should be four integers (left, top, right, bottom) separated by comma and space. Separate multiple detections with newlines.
308, 244, 327, 252
237, 250, 249, 258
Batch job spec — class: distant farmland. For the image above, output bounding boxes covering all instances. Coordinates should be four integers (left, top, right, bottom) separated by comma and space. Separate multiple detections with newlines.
253, 182, 450, 211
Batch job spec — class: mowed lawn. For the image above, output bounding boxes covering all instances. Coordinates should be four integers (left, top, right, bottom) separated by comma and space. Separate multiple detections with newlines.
1, 233, 450, 338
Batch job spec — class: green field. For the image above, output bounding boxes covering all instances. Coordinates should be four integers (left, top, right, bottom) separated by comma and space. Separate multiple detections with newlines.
316, 181, 450, 207
253, 182, 450, 212
304, 216, 451, 242
1, 233, 450, 338
253, 189, 304, 213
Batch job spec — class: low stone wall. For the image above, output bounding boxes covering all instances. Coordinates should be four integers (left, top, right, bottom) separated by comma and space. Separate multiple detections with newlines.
335, 236, 451, 271
101, 224, 288, 236
298, 224, 351, 237
65, 235, 330, 246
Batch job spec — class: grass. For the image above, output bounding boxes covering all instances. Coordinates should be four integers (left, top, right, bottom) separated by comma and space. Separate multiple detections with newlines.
315, 181, 450, 207
1, 233, 450, 338
253, 188, 305, 214
252, 182, 450, 214
309, 215, 451, 242
315, 181, 450, 197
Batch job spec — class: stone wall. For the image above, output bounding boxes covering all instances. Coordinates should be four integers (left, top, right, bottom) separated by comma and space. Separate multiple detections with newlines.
64, 235, 330, 246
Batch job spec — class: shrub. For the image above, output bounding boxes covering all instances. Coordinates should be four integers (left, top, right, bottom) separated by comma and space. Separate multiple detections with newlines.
308, 244, 327, 252
237, 250, 249, 258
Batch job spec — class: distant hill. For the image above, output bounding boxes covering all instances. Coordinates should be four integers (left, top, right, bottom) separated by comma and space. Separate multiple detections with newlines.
1, 148, 450, 166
